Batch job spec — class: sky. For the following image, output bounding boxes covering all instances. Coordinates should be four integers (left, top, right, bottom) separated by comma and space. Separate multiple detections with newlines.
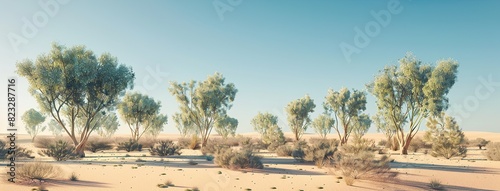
1, 0, 499, 136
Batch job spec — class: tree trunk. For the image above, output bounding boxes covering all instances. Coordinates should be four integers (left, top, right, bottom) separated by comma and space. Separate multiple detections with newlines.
400, 136, 413, 155
74, 140, 87, 158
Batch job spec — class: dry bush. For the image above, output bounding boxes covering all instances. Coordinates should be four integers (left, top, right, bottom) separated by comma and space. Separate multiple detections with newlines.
189, 135, 201, 150
138, 138, 157, 149
309, 138, 339, 147
0, 140, 33, 159
39, 140, 77, 161
34, 137, 70, 149
223, 137, 240, 147
150, 140, 181, 156
304, 139, 337, 167
408, 137, 431, 153
116, 139, 142, 152
17, 162, 62, 181
214, 147, 263, 170
201, 139, 229, 155
484, 142, 500, 161
85, 138, 113, 153
470, 138, 490, 150
275, 145, 293, 157
177, 137, 190, 149
332, 138, 391, 186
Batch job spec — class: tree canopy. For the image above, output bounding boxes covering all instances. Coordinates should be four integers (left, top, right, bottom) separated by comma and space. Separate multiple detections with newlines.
251, 112, 285, 145
21, 108, 46, 142
16, 43, 135, 157
169, 72, 237, 147
215, 116, 238, 138
311, 114, 335, 138
368, 53, 459, 154
118, 92, 168, 142
286, 95, 316, 141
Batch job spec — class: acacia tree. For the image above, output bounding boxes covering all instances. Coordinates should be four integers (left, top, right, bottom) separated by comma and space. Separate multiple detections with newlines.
372, 113, 399, 151
16, 43, 135, 157
367, 53, 459, 155
424, 112, 466, 159
324, 88, 370, 145
172, 113, 195, 137
215, 116, 238, 138
285, 95, 316, 141
251, 112, 285, 145
22, 108, 46, 142
311, 114, 335, 139
169, 72, 237, 147
118, 92, 168, 142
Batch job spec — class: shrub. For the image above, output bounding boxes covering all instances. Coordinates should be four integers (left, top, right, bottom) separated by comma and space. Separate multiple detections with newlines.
189, 135, 201, 150
408, 137, 431, 153
69, 172, 78, 181
429, 179, 444, 190
177, 137, 191, 149
377, 140, 387, 147
470, 138, 490, 150
201, 139, 229, 155
291, 140, 308, 162
304, 139, 337, 167
1, 140, 33, 159
85, 138, 113, 153
139, 138, 157, 149
332, 138, 391, 186
309, 138, 339, 147
214, 148, 263, 170
484, 142, 500, 161
424, 113, 467, 159
39, 140, 76, 161
275, 145, 293, 157
117, 139, 142, 152
237, 135, 252, 147
150, 140, 181, 156
17, 162, 62, 181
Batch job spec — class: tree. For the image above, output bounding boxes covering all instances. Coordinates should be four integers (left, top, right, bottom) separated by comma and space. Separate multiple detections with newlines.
285, 95, 316, 141
16, 43, 135, 157
470, 138, 490, 150
311, 114, 335, 139
172, 112, 195, 137
47, 119, 63, 137
251, 112, 285, 146
215, 116, 238, 138
351, 114, 372, 139
118, 92, 168, 142
169, 72, 237, 147
96, 112, 120, 138
367, 53, 459, 155
424, 112, 466, 159
372, 113, 398, 151
324, 88, 370, 145
22, 108, 46, 142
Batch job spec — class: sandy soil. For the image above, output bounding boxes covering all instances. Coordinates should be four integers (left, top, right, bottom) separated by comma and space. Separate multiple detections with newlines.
1, 132, 500, 191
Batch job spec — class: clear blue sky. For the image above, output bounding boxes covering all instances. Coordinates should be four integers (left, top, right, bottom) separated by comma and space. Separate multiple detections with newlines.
1, 0, 499, 135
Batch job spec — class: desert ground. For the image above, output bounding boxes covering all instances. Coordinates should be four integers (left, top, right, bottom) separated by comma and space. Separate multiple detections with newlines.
1, 132, 500, 191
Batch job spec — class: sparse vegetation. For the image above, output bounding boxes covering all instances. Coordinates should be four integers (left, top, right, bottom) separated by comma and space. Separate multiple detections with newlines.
275, 145, 293, 157
189, 135, 201, 150
116, 139, 143, 152
424, 112, 467, 159
39, 140, 77, 161
408, 137, 431, 153
17, 162, 62, 182
214, 147, 263, 170
149, 140, 181, 156
429, 179, 444, 190
0, 140, 33, 159
69, 172, 78, 181
85, 138, 113, 153
470, 138, 490, 150
484, 142, 500, 161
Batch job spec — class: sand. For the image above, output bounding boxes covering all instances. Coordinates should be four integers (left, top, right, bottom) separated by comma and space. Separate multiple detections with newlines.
1, 132, 500, 191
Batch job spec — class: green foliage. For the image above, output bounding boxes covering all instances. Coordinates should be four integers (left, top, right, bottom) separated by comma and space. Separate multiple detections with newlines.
117, 139, 143, 152
214, 148, 263, 170
424, 112, 466, 159
16, 43, 135, 157
17, 162, 62, 181
150, 140, 182, 156
215, 116, 239, 138
47, 119, 63, 137
368, 53, 459, 155
324, 88, 370, 145
251, 112, 286, 147
311, 114, 335, 138
22, 108, 46, 142
484, 142, 500, 161
169, 72, 238, 147
118, 92, 168, 142
285, 95, 316, 141
95, 112, 120, 138
173, 112, 196, 138
39, 140, 76, 161
85, 138, 113, 153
